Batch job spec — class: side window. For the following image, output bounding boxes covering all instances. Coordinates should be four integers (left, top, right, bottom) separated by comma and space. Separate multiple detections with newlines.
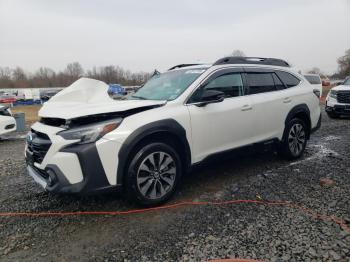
246, 73, 276, 94
276, 71, 300, 88
272, 73, 285, 90
189, 73, 244, 103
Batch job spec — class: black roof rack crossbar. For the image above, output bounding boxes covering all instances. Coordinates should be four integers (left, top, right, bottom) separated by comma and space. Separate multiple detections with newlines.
168, 64, 203, 71
213, 57, 290, 67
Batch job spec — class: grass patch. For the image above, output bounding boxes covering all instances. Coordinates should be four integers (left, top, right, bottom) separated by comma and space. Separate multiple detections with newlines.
11, 105, 41, 124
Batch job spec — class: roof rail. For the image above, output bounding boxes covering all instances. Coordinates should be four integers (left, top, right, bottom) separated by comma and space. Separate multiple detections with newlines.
168, 64, 203, 71
213, 57, 290, 67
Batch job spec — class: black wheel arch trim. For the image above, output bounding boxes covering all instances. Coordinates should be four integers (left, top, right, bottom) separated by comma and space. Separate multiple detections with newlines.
59, 143, 115, 193
116, 118, 191, 186
284, 104, 312, 139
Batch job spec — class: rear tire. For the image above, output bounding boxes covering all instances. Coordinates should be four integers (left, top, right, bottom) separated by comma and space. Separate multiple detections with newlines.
125, 142, 182, 206
280, 118, 308, 160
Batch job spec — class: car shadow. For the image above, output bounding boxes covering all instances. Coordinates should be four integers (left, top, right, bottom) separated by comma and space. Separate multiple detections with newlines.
32, 145, 288, 212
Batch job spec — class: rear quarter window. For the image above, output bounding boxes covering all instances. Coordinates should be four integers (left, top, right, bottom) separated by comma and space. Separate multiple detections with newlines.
276, 71, 301, 88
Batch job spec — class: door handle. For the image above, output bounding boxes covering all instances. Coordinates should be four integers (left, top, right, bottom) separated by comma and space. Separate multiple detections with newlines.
241, 104, 252, 111
283, 97, 292, 103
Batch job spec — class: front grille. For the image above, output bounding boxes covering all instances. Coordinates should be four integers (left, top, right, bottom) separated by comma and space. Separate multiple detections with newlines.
27, 130, 52, 164
337, 91, 350, 104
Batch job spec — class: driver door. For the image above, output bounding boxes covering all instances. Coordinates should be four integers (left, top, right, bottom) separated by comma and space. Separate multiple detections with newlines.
186, 68, 254, 163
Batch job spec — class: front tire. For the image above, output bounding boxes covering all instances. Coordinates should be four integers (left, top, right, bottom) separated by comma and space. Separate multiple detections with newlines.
125, 142, 182, 206
280, 118, 308, 160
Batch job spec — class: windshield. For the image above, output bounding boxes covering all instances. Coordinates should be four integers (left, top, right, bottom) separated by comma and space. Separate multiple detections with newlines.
344, 77, 350, 85
129, 68, 206, 101
304, 75, 321, 85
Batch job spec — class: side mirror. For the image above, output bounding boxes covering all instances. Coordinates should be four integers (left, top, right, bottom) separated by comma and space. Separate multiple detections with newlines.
196, 90, 225, 107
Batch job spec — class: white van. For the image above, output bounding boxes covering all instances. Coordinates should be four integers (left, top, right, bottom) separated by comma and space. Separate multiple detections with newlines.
17, 89, 33, 101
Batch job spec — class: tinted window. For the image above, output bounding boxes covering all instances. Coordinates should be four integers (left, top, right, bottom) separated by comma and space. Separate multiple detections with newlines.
189, 73, 243, 103
276, 71, 300, 88
246, 73, 276, 94
272, 73, 285, 90
304, 75, 321, 85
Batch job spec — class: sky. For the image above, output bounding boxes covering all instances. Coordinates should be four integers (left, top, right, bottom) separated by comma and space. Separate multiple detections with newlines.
0, 0, 349, 74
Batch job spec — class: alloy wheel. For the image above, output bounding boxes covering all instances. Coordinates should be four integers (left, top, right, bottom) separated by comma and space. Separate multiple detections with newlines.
136, 151, 176, 200
288, 123, 306, 156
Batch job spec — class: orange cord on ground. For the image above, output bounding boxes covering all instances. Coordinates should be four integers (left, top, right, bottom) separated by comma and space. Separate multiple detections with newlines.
1, 199, 349, 234
2, 200, 349, 262
208, 259, 264, 262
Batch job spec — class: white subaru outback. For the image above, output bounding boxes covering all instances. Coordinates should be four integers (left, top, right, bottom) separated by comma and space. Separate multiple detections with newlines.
25, 57, 321, 206
325, 76, 350, 118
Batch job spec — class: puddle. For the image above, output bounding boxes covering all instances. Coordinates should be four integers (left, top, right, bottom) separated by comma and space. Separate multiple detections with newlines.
324, 135, 341, 141
289, 139, 340, 166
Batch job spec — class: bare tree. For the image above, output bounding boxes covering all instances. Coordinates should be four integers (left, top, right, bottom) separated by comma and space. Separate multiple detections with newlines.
231, 50, 246, 57
65, 62, 84, 82
0, 67, 12, 88
12, 67, 28, 88
0, 63, 151, 88
32, 67, 56, 87
337, 49, 350, 78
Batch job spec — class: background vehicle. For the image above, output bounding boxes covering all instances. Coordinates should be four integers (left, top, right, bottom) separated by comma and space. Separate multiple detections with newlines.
0, 104, 16, 137
16, 89, 34, 101
25, 57, 321, 206
321, 75, 330, 86
40, 90, 61, 101
108, 84, 127, 99
303, 74, 322, 97
0, 94, 17, 104
325, 76, 350, 118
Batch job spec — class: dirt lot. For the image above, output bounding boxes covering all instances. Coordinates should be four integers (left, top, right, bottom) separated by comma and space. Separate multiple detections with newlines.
11, 105, 41, 125
0, 108, 349, 261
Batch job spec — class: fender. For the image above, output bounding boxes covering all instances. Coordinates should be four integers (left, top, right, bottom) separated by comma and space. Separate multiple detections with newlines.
284, 104, 311, 138
285, 104, 310, 124
116, 119, 191, 185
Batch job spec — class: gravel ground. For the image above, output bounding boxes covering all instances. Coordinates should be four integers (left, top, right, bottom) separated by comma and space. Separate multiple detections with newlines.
0, 108, 349, 261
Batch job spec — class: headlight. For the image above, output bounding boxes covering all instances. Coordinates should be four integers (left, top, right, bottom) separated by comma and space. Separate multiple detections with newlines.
329, 90, 337, 99
57, 118, 122, 144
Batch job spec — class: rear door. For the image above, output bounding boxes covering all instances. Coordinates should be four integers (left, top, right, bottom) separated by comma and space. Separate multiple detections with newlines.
186, 68, 254, 162
244, 68, 290, 141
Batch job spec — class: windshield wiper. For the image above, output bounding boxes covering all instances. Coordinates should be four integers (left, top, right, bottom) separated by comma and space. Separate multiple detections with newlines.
131, 95, 148, 100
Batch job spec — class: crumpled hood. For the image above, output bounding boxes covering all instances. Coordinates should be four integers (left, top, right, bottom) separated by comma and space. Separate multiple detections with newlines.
39, 78, 166, 119
331, 85, 350, 91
